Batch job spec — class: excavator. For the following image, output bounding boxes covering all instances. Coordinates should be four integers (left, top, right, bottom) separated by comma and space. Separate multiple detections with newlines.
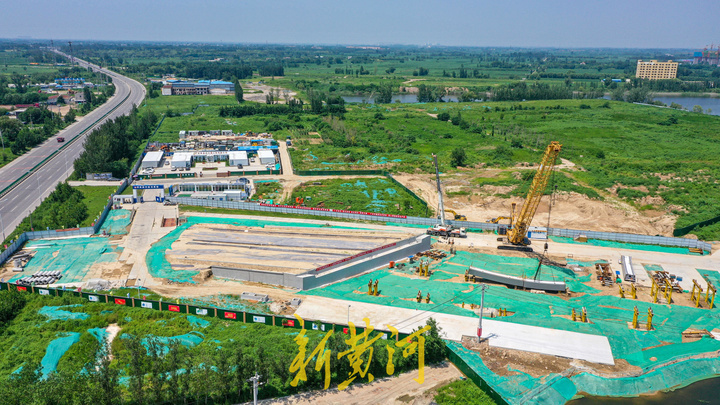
498, 141, 562, 252
445, 209, 467, 221
487, 202, 516, 225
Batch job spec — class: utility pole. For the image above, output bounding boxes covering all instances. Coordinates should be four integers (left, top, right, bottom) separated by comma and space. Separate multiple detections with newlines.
0, 129, 5, 160
347, 304, 351, 325
248, 372, 262, 405
477, 283, 488, 343
67, 41, 74, 66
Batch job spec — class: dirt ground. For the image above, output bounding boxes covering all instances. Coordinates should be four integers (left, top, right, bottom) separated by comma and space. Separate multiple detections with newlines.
461, 336, 641, 379
393, 172, 676, 236
242, 82, 297, 103
258, 362, 462, 405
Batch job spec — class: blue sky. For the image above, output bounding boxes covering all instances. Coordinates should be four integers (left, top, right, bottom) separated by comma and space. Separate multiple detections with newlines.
1, 0, 718, 48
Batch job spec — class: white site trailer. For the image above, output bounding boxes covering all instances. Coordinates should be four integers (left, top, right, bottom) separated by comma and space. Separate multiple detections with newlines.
141, 151, 164, 168
171, 153, 193, 169
228, 151, 249, 166
258, 149, 275, 165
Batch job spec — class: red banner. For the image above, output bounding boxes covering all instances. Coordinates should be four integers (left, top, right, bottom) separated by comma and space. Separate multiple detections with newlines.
168, 305, 180, 312
259, 203, 407, 219
282, 319, 295, 327
16, 286, 27, 292
114, 298, 126, 305
224, 312, 237, 320
315, 242, 397, 272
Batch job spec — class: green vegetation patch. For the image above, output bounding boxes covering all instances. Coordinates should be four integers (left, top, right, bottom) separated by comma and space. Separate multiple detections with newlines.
286, 177, 430, 217
434, 378, 499, 405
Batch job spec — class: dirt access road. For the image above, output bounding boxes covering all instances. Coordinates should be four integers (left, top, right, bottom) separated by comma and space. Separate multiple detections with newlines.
259, 363, 462, 405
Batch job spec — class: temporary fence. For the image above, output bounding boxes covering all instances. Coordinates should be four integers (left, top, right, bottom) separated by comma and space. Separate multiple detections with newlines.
548, 227, 712, 252
168, 197, 712, 252
0, 281, 412, 343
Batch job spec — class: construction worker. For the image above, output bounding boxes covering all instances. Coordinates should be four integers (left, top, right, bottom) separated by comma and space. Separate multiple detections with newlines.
426, 293, 431, 303
416, 290, 422, 303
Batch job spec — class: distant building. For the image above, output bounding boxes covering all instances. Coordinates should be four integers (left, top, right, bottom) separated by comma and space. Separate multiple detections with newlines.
54, 78, 85, 89
636, 60, 678, 80
161, 80, 234, 96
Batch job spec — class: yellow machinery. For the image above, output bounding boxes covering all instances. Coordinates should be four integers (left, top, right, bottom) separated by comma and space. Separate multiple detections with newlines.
488, 203, 516, 225
691, 279, 704, 307
706, 280, 716, 308
445, 210, 467, 221
506, 142, 562, 247
632, 306, 639, 329
489, 216, 512, 224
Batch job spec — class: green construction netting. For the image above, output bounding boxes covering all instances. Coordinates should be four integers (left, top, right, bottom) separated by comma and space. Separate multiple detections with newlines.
40, 332, 80, 378
38, 305, 89, 322
88, 327, 109, 345
100, 209, 132, 235
11, 237, 122, 284
549, 236, 703, 255
120, 332, 204, 356
304, 249, 720, 403
187, 315, 210, 328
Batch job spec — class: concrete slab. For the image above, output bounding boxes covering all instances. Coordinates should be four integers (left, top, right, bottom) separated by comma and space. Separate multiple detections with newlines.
481, 319, 615, 365
295, 296, 614, 365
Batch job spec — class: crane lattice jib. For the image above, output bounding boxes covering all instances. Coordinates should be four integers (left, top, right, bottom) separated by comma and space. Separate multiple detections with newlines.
509, 141, 562, 245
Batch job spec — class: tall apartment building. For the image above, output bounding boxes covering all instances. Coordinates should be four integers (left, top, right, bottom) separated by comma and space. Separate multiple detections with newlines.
636, 60, 678, 80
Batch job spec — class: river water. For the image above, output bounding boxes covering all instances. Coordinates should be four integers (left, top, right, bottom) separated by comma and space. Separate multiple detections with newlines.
569, 375, 720, 404
650, 96, 720, 116
343, 94, 720, 116
342, 94, 460, 103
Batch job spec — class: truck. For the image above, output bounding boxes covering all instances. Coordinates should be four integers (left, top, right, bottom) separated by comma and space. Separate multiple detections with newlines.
426, 224, 467, 238
56, 137, 65, 143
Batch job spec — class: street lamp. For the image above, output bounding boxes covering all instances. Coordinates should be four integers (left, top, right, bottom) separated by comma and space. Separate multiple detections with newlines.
347, 304, 351, 326
248, 372, 262, 405
477, 284, 488, 343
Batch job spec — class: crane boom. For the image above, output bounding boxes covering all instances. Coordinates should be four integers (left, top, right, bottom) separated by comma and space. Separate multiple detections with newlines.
508, 141, 562, 245
432, 154, 446, 226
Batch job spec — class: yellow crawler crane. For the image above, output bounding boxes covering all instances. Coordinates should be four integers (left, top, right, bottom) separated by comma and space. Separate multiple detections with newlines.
506, 141, 563, 247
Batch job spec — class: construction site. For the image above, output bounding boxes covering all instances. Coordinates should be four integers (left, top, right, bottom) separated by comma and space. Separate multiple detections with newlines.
2, 141, 720, 404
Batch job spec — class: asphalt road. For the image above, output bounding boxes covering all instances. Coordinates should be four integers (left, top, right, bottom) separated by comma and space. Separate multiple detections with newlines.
0, 51, 146, 241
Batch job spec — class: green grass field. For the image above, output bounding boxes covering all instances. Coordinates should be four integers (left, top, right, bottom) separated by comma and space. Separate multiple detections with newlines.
72, 185, 119, 226
286, 177, 430, 217
279, 99, 720, 237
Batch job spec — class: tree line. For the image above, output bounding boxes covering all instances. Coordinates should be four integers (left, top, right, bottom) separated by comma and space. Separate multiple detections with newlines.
73, 107, 159, 178
0, 288, 447, 405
